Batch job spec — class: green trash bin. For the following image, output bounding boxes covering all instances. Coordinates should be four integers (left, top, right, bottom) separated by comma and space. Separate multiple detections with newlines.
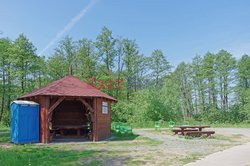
168, 120, 175, 128
155, 121, 161, 130
113, 122, 133, 135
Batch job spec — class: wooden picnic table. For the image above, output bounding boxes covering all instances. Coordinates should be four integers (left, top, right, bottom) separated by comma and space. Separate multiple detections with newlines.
174, 125, 210, 135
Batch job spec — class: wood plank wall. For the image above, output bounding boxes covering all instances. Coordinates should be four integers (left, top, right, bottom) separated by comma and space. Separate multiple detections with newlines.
95, 98, 112, 141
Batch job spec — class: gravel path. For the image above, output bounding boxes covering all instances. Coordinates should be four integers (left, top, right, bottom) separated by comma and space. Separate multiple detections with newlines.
134, 129, 232, 154
211, 128, 250, 137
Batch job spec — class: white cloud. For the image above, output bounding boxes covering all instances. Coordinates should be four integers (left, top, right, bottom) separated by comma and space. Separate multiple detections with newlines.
38, 0, 97, 56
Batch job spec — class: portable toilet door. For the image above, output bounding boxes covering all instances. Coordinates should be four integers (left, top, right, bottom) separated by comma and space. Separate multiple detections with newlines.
10, 100, 40, 144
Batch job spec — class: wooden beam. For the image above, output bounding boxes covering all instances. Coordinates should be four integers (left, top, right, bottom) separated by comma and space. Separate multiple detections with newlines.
48, 97, 65, 115
39, 96, 50, 143
93, 98, 97, 141
79, 98, 94, 113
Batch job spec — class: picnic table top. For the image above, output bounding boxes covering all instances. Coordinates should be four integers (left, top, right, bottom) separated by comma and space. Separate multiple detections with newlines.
174, 125, 210, 129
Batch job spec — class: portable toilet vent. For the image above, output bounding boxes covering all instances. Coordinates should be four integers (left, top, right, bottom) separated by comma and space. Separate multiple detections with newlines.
10, 100, 40, 144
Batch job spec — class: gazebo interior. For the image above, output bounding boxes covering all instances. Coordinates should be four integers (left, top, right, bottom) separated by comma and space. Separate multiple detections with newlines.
50, 98, 93, 141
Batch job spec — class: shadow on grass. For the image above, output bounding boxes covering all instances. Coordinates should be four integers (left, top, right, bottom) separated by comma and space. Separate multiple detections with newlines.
111, 133, 139, 141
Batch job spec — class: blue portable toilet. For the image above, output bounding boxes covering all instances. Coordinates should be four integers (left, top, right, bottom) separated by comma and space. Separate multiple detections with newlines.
10, 100, 40, 144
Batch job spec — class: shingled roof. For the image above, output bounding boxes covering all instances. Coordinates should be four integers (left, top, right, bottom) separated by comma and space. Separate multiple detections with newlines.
19, 75, 116, 101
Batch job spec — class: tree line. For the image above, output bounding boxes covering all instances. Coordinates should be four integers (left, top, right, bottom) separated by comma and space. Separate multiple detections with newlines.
0, 27, 249, 126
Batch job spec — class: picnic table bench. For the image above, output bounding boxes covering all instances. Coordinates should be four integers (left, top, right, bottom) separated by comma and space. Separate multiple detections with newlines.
172, 125, 215, 137
186, 131, 215, 137
52, 125, 89, 137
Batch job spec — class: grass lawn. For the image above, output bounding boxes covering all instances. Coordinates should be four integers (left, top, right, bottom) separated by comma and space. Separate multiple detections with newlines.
0, 145, 97, 166
0, 132, 98, 166
0, 133, 162, 166
179, 153, 203, 165
211, 123, 250, 128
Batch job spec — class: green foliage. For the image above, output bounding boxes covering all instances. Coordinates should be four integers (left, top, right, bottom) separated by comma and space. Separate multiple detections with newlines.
0, 124, 9, 132
150, 49, 171, 81
112, 77, 182, 126
194, 108, 248, 124
96, 27, 116, 72
0, 27, 249, 126
47, 54, 68, 79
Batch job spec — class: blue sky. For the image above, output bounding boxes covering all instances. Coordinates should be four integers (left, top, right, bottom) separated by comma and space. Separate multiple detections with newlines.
1, 0, 250, 66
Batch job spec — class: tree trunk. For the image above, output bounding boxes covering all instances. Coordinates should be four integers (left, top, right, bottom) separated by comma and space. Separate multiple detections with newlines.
0, 68, 5, 122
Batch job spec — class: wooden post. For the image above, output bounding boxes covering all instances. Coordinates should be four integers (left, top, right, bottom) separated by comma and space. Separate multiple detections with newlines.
39, 96, 50, 143
92, 98, 97, 141
108, 100, 112, 137
48, 97, 65, 121
79, 98, 94, 113
68, 65, 72, 76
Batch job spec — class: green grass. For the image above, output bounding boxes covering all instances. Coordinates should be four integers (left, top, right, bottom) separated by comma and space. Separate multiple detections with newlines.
108, 135, 162, 147
211, 123, 250, 128
0, 133, 10, 143
125, 160, 146, 166
111, 133, 139, 141
180, 153, 202, 165
0, 145, 97, 166
211, 133, 243, 143
211, 134, 234, 141
147, 128, 173, 135
108, 133, 162, 146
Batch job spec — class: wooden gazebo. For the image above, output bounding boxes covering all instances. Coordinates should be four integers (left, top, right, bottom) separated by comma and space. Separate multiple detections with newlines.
18, 72, 116, 143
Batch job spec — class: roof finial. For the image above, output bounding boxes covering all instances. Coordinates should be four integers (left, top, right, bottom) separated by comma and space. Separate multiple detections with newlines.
68, 65, 73, 76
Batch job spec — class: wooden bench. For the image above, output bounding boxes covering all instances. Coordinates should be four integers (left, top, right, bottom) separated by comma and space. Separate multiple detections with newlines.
185, 131, 215, 137
172, 129, 199, 135
53, 125, 89, 137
